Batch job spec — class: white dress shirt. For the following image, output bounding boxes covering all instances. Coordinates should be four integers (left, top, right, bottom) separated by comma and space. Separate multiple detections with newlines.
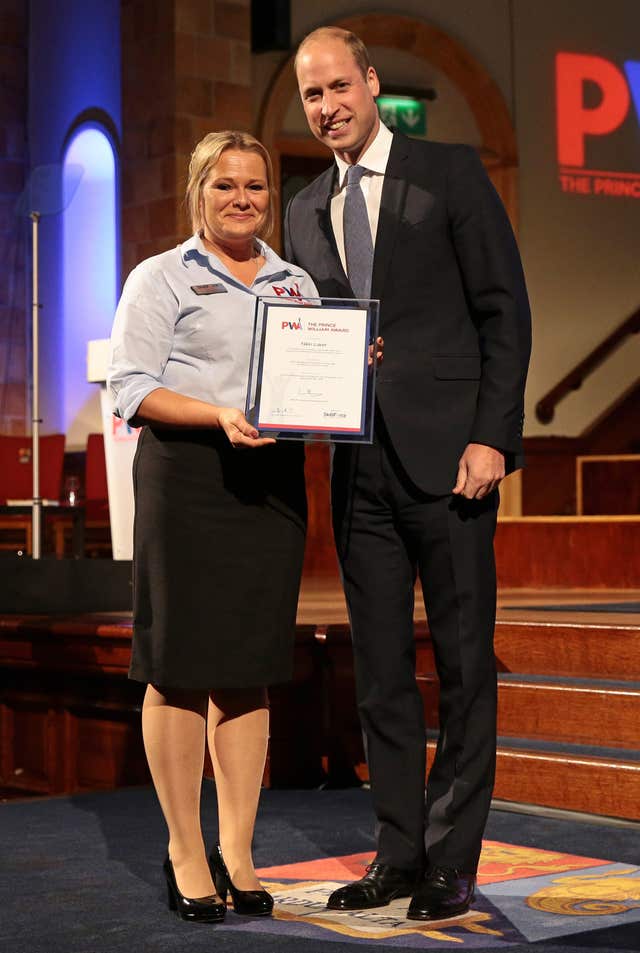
330, 121, 393, 275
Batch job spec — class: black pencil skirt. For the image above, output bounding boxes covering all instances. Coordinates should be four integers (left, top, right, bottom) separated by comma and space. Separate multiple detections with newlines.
129, 427, 307, 690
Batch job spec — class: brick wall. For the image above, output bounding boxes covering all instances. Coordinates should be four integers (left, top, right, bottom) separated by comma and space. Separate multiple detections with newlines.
121, 0, 252, 279
0, 0, 28, 434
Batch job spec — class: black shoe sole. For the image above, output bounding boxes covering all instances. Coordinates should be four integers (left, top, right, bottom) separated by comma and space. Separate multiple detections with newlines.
406, 902, 472, 921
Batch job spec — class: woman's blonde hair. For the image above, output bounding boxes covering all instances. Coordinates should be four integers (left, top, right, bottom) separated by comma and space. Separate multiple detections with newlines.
186, 130, 276, 240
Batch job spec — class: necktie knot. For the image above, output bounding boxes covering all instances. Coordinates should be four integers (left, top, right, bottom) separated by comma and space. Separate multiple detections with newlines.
346, 164, 367, 188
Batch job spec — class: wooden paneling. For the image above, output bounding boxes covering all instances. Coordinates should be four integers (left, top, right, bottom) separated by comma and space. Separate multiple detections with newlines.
302, 444, 337, 579
300, 485, 640, 590
0, 615, 134, 674
495, 518, 640, 588
266, 626, 326, 788
321, 628, 367, 786
0, 668, 147, 795
73, 712, 148, 791
577, 455, 640, 515
0, 614, 324, 795
521, 437, 581, 516
521, 383, 640, 518
1, 699, 52, 793
584, 380, 640, 455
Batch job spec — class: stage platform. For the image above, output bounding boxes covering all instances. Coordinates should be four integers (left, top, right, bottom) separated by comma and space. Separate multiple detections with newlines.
298, 578, 640, 627
1, 581, 639, 820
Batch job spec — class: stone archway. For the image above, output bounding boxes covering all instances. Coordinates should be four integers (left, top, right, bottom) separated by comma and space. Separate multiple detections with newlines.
258, 12, 519, 245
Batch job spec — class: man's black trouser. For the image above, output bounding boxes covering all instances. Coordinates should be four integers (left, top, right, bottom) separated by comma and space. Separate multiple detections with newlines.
332, 436, 499, 874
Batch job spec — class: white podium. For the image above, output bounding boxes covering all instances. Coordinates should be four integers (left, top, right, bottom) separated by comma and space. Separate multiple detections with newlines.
87, 339, 139, 560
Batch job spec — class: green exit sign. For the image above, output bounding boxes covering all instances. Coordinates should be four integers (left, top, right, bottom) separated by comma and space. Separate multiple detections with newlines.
377, 96, 427, 136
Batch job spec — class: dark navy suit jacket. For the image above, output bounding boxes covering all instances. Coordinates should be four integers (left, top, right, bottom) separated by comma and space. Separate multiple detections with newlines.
284, 132, 532, 496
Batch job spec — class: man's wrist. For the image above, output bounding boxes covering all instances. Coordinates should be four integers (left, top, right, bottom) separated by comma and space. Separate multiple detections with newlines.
468, 441, 505, 456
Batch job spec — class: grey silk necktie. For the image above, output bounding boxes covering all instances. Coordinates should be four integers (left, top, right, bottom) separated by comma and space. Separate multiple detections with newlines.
343, 165, 373, 299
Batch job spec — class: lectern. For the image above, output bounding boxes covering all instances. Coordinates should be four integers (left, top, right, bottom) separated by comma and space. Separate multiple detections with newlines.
86, 339, 139, 560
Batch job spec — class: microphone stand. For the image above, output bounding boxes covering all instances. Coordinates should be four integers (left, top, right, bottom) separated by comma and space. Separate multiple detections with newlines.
30, 210, 42, 559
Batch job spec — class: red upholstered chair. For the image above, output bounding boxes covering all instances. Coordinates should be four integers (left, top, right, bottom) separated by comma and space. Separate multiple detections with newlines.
52, 433, 112, 557
0, 434, 66, 553
85, 433, 109, 515
84, 433, 111, 553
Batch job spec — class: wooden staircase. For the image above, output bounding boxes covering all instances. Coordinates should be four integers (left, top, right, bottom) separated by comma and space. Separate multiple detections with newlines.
0, 517, 638, 818
313, 516, 640, 821
319, 602, 640, 822
474, 521, 639, 818
424, 615, 640, 820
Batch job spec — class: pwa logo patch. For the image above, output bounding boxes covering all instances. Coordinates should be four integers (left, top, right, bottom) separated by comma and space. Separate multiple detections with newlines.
556, 52, 640, 199
281, 319, 303, 330
272, 282, 302, 297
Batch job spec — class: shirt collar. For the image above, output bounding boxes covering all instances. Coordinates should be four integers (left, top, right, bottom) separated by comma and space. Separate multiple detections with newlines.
254, 238, 309, 281
335, 121, 393, 189
180, 233, 308, 281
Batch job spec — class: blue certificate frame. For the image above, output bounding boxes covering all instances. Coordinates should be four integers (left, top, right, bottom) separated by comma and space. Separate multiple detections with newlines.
246, 296, 380, 443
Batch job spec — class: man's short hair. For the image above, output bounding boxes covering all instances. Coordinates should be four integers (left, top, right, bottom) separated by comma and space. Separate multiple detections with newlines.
294, 26, 371, 79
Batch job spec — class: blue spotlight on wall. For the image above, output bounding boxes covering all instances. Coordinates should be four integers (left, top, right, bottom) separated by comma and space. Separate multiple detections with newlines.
62, 125, 118, 449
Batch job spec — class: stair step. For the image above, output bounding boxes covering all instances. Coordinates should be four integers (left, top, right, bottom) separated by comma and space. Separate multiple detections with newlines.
494, 618, 640, 681
321, 589, 640, 819
491, 733, 640, 761
495, 517, 640, 588
413, 617, 640, 682
425, 739, 640, 820
494, 747, 640, 820
418, 674, 640, 749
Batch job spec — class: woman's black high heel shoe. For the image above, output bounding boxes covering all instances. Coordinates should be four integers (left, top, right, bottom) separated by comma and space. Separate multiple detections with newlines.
163, 856, 226, 922
209, 843, 274, 916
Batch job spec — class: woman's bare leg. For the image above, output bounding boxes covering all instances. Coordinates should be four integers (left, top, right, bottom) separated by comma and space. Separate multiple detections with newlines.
142, 683, 217, 899
207, 687, 269, 889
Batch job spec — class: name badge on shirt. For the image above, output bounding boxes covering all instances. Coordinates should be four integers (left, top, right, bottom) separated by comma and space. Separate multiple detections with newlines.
191, 283, 228, 295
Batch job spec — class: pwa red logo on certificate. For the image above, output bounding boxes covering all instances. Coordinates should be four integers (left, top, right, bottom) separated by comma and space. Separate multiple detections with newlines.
556, 52, 640, 198
281, 319, 303, 330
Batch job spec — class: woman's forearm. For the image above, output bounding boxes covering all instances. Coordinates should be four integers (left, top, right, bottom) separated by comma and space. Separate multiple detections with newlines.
135, 388, 275, 448
135, 387, 222, 428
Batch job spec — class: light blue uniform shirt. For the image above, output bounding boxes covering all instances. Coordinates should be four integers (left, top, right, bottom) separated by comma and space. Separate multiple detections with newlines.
108, 233, 319, 424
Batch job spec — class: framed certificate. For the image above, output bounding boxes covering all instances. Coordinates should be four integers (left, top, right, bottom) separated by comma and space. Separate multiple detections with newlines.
246, 296, 380, 443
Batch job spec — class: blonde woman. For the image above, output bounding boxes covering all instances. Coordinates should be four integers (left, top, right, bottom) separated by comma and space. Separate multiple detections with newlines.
109, 131, 317, 923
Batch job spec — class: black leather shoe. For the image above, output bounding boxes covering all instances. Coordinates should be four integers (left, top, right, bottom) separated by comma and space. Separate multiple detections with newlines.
407, 866, 476, 920
163, 856, 226, 922
326, 863, 423, 910
209, 843, 274, 917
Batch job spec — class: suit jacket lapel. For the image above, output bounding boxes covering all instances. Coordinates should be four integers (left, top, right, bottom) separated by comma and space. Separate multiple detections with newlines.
313, 165, 350, 290
371, 133, 410, 300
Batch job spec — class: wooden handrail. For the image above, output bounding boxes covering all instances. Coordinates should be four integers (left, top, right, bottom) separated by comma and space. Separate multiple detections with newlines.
536, 307, 640, 423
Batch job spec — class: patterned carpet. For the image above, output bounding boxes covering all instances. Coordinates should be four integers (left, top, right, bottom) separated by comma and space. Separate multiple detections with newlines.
246, 842, 640, 948
1, 785, 638, 952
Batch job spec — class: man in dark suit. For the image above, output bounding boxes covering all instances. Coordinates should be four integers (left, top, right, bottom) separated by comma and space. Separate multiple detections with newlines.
285, 27, 531, 921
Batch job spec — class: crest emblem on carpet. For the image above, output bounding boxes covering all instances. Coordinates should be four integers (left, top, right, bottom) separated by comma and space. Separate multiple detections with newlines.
216, 840, 640, 946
